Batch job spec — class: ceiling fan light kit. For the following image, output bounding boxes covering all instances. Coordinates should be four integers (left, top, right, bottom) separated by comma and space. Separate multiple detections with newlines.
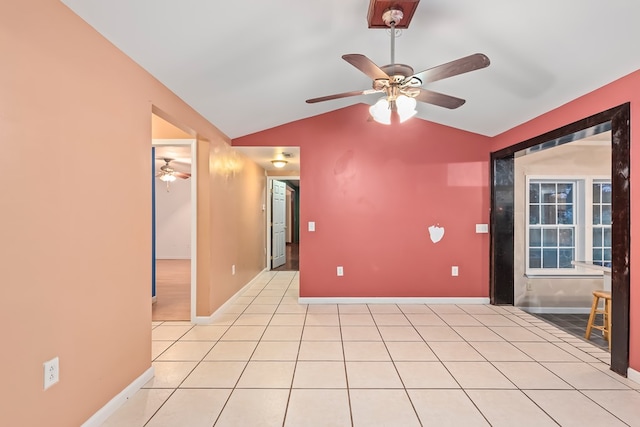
306, 2, 490, 125
370, 95, 417, 124
159, 173, 177, 182
156, 158, 191, 191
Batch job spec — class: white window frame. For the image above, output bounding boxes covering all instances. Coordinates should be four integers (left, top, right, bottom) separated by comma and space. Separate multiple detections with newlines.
525, 175, 610, 276
591, 179, 613, 267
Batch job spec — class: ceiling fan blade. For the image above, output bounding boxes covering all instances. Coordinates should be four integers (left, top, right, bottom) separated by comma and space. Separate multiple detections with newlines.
409, 53, 490, 85
342, 54, 390, 81
306, 89, 381, 104
173, 172, 191, 179
414, 89, 466, 109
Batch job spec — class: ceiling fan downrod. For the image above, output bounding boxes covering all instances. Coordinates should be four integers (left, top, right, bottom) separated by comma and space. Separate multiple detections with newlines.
382, 7, 404, 65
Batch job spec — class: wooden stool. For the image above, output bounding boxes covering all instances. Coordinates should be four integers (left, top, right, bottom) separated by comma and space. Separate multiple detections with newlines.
585, 290, 612, 350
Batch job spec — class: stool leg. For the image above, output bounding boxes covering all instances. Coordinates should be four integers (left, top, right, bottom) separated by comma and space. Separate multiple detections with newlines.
607, 298, 612, 351
585, 295, 599, 340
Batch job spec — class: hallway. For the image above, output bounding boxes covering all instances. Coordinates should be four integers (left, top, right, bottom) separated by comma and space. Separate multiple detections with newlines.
104, 271, 639, 426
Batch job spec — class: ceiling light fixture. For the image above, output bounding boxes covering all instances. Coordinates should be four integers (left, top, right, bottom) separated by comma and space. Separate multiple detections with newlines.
369, 94, 417, 124
271, 159, 288, 168
159, 172, 177, 182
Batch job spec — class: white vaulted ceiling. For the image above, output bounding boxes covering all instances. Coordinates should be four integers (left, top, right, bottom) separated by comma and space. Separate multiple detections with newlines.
61, 0, 640, 139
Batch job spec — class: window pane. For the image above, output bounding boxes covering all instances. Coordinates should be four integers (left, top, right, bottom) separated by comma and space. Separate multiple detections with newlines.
559, 249, 574, 268
593, 248, 602, 263
593, 183, 601, 203
542, 205, 556, 224
557, 183, 573, 203
529, 228, 541, 246
602, 184, 612, 203
604, 228, 612, 246
541, 184, 556, 203
543, 249, 558, 268
543, 229, 557, 246
529, 250, 541, 268
593, 205, 601, 225
604, 248, 612, 262
557, 205, 573, 224
593, 228, 603, 247
602, 205, 612, 225
529, 183, 539, 203
529, 206, 539, 225
559, 228, 574, 247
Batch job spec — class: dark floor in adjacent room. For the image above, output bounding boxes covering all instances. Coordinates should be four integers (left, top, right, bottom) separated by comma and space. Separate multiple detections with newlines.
533, 313, 609, 351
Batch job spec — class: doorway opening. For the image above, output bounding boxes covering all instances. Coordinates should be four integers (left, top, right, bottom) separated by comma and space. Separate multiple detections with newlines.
490, 103, 630, 375
151, 113, 198, 321
267, 176, 300, 271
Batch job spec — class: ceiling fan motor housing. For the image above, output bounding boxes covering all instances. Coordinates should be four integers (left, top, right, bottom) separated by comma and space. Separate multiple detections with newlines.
382, 7, 404, 26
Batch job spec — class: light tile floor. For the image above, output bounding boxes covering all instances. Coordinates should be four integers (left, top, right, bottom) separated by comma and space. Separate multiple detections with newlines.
103, 271, 640, 426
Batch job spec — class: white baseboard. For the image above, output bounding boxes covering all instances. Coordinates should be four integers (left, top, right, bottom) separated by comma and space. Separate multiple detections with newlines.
151, 296, 157, 304
627, 367, 640, 386
81, 366, 154, 427
519, 306, 591, 314
192, 268, 268, 324
298, 297, 490, 305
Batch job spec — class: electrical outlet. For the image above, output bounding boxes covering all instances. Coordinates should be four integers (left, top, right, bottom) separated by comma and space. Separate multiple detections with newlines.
451, 266, 459, 276
43, 357, 59, 390
232, 264, 236, 275
337, 266, 344, 276
526, 281, 532, 291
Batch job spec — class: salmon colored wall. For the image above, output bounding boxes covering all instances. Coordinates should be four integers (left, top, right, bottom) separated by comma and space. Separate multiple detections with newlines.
152, 114, 193, 139
490, 70, 640, 373
234, 104, 492, 298
208, 148, 267, 312
0, 1, 265, 425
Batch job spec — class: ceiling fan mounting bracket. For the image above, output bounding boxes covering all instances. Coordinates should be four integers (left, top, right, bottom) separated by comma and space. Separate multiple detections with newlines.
382, 7, 404, 27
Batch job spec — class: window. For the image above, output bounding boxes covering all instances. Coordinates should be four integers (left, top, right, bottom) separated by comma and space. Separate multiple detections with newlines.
592, 182, 612, 267
528, 181, 575, 270
526, 178, 611, 274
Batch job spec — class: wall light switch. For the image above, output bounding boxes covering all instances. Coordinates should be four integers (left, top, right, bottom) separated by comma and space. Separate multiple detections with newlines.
451, 266, 459, 276
475, 224, 489, 233
308, 221, 316, 232
337, 266, 344, 276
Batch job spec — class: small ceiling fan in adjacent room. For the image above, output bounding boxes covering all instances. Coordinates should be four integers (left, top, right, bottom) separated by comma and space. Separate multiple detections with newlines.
156, 158, 190, 191
305, 5, 490, 124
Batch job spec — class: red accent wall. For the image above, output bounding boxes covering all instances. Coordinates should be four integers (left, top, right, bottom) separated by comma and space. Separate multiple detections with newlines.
234, 104, 491, 298
491, 70, 640, 374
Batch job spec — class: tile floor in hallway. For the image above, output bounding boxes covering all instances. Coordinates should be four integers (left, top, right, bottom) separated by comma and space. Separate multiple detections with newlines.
102, 271, 640, 426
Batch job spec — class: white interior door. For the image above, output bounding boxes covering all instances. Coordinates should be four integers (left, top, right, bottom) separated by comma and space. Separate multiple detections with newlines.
271, 180, 286, 269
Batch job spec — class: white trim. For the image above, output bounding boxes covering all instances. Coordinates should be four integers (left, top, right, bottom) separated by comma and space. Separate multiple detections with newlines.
627, 367, 640, 386
151, 296, 157, 304
192, 269, 268, 324
299, 297, 490, 305
81, 366, 154, 427
266, 175, 300, 270
519, 306, 591, 314
151, 138, 198, 323
155, 256, 191, 260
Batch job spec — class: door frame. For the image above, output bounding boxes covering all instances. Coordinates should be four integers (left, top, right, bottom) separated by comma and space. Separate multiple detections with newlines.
489, 103, 630, 375
152, 138, 198, 322
266, 175, 300, 270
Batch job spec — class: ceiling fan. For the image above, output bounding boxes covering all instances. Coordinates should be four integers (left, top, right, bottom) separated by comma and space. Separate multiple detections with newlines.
305, 6, 490, 124
156, 158, 190, 183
